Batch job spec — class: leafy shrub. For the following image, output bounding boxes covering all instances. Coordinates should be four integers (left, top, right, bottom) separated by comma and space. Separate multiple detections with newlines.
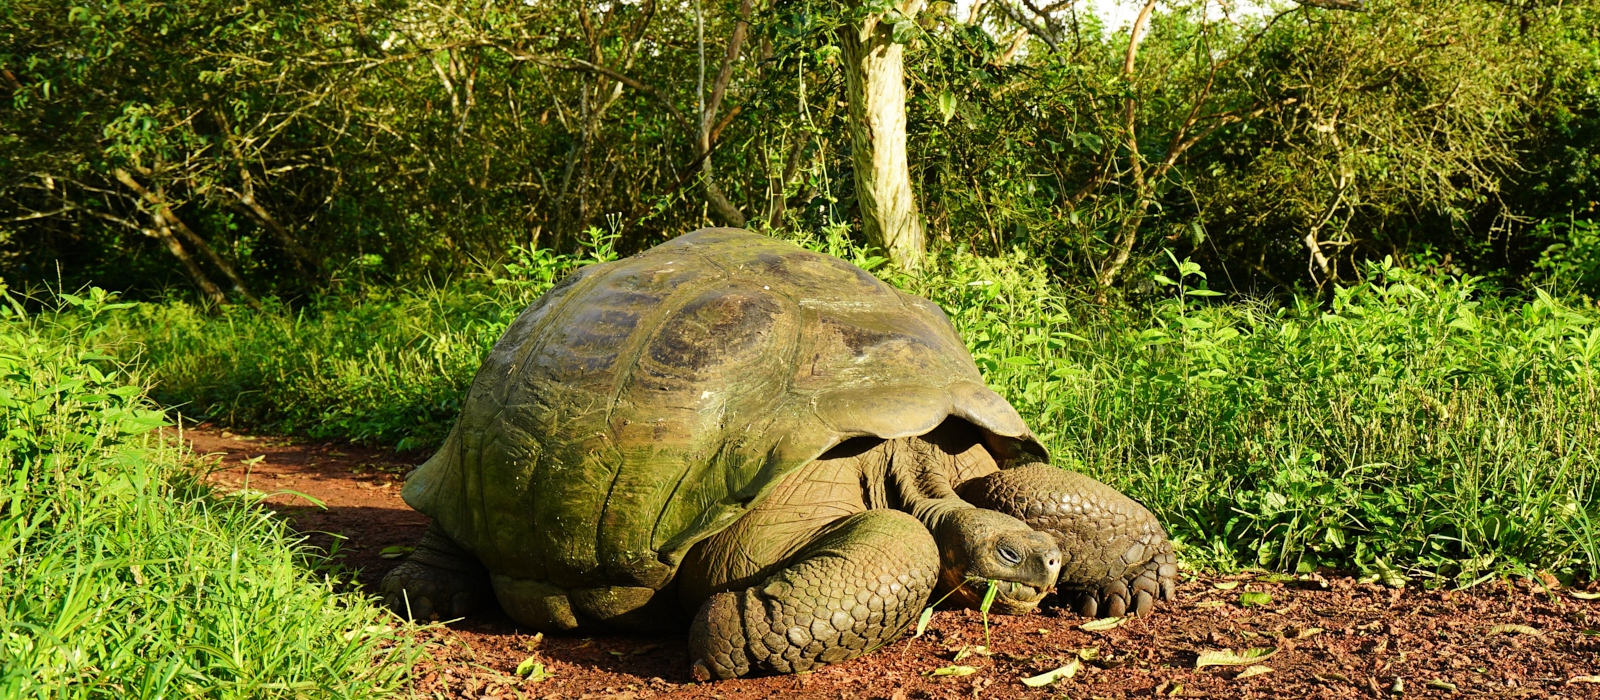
1, 288, 415, 699
1529, 217, 1600, 301
915, 251, 1600, 584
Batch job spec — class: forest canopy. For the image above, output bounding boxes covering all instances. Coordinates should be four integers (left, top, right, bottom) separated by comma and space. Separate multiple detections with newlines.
2, 0, 1597, 300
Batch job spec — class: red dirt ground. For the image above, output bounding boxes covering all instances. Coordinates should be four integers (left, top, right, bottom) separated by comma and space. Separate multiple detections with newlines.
180, 424, 1600, 699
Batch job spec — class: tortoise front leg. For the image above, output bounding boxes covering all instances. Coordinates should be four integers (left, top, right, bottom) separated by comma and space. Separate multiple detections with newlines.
687, 510, 938, 680
959, 464, 1177, 618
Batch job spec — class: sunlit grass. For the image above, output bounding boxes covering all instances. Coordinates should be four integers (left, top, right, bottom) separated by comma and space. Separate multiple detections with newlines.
2, 290, 416, 699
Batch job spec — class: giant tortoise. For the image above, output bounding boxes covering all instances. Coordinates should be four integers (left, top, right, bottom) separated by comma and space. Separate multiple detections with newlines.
382, 228, 1176, 679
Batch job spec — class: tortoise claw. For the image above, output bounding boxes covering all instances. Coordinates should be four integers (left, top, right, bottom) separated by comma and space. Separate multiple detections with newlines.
1062, 545, 1178, 619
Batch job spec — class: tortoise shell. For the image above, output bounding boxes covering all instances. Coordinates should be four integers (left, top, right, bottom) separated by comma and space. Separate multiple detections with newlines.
402, 228, 1047, 593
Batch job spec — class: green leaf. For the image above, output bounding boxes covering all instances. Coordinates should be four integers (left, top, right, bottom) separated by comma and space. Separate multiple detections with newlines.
378, 545, 414, 559
979, 580, 999, 613
1021, 658, 1081, 687
1488, 624, 1541, 636
891, 19, 918, 44
927, 665, 978, 677
1196, 647, 1277, 668
1239, 591, 1272, 607
913, 606, 934, 638
937, 91, 957, 124
515, 657, 554, 681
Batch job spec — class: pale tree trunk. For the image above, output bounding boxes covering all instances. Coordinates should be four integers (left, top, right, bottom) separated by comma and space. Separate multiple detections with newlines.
840, 0, 926, 269
115, 168, 263, 309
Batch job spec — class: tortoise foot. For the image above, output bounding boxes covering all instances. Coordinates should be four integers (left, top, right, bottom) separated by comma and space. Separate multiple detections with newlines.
958, 463, 1179, 618
1062, 544, 1177, 618
380, 524, 492, 622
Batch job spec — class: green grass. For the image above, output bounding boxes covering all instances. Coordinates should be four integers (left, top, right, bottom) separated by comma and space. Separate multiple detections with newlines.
2, 289, 416, 698
108, 229, 1600, 586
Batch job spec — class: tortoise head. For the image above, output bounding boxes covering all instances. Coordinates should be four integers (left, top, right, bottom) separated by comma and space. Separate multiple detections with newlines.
933, 508, 1061, 614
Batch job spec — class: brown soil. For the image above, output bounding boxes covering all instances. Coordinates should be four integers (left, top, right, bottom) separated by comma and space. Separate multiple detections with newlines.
181, 425, 1600, 700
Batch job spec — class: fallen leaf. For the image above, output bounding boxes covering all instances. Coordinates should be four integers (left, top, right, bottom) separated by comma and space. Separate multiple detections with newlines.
1080, 616, 1124, 632
1570, 591, 1600, 601
1295, 627, 1325, 639
1075, 647, 1100, 661
1315, 672, 1352, 683
515, 658, 554, 682
1235, 665, 1273, 680
1213, 581, 1241, 590
524, 633, 544, 650
1021, 658, 1081, 687
378, 545, 415, 559
952, 645, 989, 662
1193, 600, 1227, 608
630, 644, 659, 656
1196, 647, 1278, 669
1426, 678, 1458, 691
1256, 573, 1296, 583
913, 607, 934, 638
1569, 676, 1600, 684
927, 665, 978, 678
1488, 624, 1542, 636
1036, 628, 1050, 635
1239, 591, 1272, 607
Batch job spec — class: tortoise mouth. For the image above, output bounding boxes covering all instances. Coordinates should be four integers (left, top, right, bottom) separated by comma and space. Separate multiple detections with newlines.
990, 582, 1049, 614
951, 579, 1051, 614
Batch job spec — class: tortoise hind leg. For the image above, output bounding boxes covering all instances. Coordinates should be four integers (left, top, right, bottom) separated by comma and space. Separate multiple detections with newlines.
380, 523, 494, 622
959, 464, 1177, 618
688, 510, 938, 680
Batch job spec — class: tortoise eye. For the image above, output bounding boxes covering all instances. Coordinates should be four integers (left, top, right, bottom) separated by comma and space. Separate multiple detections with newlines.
997, 545, 1022, 566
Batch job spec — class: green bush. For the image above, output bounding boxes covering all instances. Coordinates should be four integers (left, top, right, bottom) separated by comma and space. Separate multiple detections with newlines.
913, 252, 1600, 585
114, 233, 1600, 584
1, 288, 415, 699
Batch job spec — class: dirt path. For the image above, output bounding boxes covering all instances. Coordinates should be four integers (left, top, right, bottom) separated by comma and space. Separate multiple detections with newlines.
182, 425, 1600, 699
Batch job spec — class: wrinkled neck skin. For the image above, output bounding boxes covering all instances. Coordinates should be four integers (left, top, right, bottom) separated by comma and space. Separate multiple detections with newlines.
861, 429, 1061, 614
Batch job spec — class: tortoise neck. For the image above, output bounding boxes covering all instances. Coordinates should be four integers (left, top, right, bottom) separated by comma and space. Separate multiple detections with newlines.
874, 431, 977, 536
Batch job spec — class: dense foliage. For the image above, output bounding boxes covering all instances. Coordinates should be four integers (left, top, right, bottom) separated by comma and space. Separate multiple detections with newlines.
0, 289, 415, 698
4, 0, 1598, 298
110, 230, 1600, 585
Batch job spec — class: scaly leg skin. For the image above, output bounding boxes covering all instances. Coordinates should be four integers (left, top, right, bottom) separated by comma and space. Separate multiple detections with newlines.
687, 510, 938, 680
959, 464, 1177, 618
379, 523, 494, 622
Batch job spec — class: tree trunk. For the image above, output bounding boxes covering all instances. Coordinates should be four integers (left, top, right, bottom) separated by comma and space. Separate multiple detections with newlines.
153, 220, 227, 306
840, 0, 926, 269
115, 168, 263, 309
